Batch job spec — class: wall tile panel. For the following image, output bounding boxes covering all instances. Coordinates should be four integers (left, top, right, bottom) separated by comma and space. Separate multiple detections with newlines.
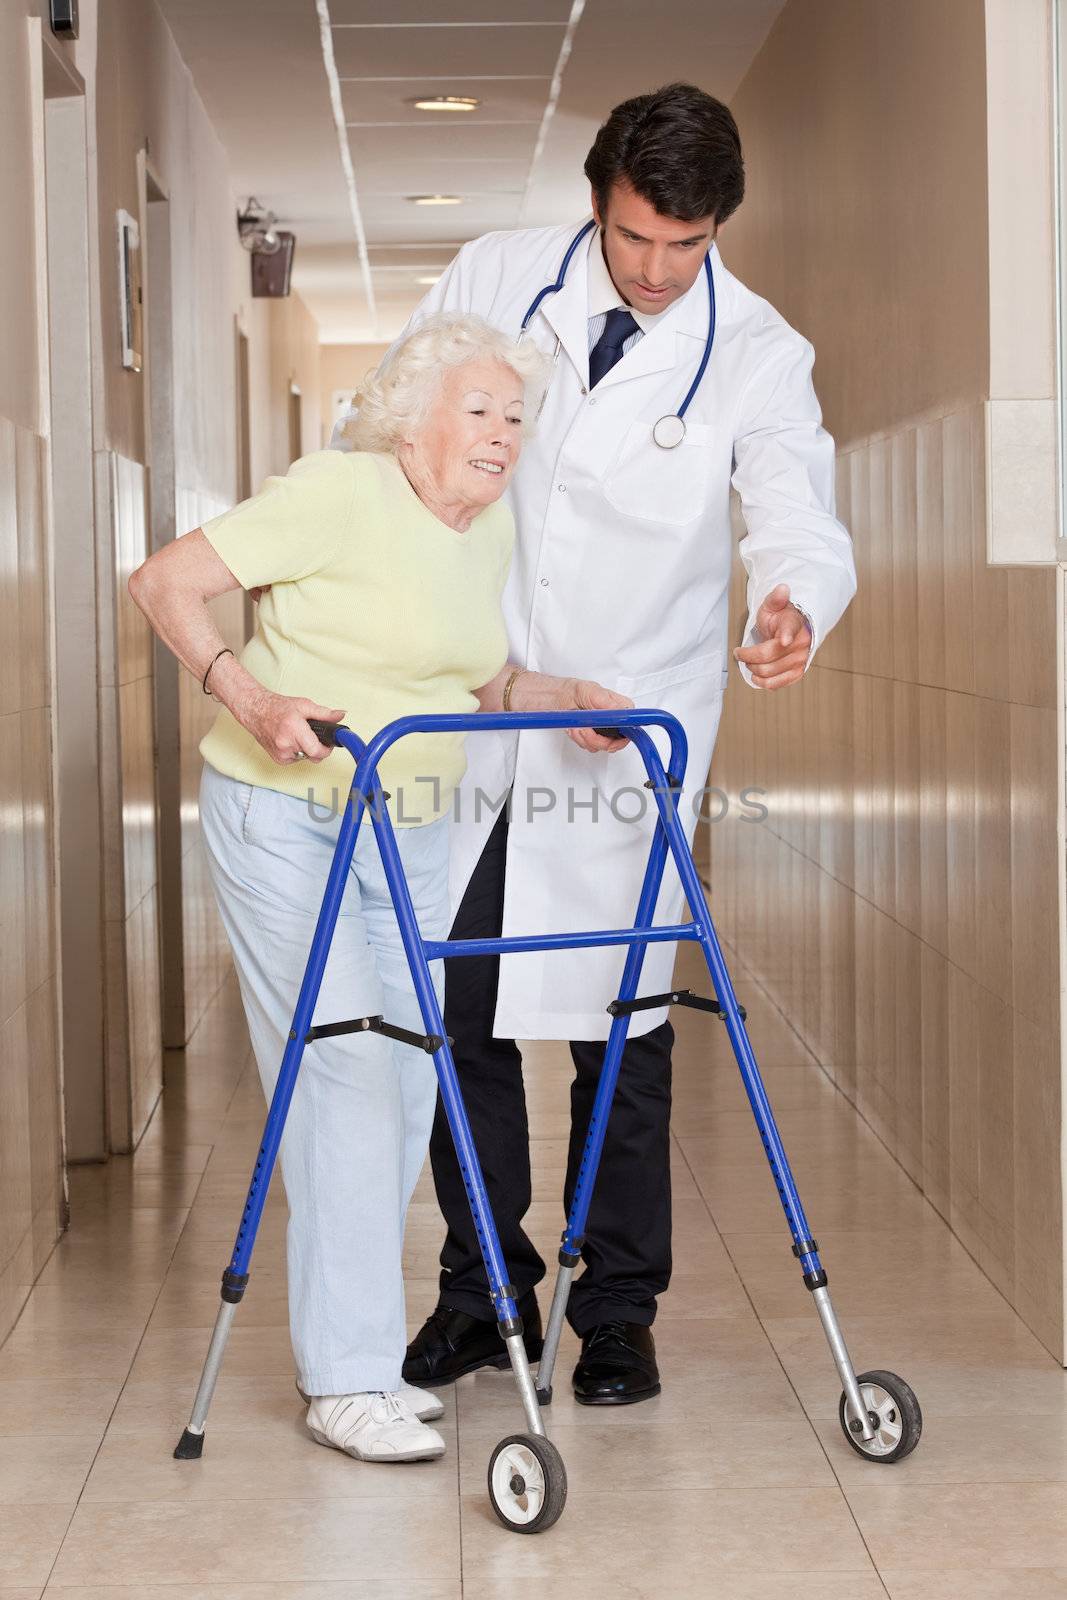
0, 419, 62, 1348
15, 431, 49, 712
0, 419, 22, 717
709, 404, 1064, 1358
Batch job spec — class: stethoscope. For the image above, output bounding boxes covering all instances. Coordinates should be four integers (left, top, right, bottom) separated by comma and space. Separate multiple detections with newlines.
519, 219, 717, 449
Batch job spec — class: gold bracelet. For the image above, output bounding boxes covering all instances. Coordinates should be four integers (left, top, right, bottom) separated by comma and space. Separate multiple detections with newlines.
502, 667, 525, 712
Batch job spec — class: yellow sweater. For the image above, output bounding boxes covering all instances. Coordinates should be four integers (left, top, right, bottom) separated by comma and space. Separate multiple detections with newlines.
199, 450, 513, 824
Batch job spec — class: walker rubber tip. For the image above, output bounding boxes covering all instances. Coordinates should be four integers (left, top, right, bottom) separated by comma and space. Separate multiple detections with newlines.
536, 1385, 553, 1406
174, 1427, 205, 1459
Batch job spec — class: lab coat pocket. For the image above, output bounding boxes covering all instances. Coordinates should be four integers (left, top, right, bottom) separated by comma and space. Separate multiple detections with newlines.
603, 419, 714, 528
615, 649, 726, 703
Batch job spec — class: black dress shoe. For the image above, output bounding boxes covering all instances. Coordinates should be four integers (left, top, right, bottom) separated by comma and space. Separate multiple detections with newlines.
572, 1320, 661, 1406
402, 1294, 543, 1387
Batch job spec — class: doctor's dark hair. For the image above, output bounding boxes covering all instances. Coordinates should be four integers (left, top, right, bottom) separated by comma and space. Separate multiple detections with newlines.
584, 83, 744, 225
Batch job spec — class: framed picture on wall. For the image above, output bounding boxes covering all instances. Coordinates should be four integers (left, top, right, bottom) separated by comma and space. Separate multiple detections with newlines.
117, 208, 142, 371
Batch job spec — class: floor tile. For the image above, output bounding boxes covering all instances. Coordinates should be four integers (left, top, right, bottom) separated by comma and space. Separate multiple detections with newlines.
848, 1482, 1067, 1569
49, 1499, 460, 1587
455, 1357, 805, 1429
81, 1419, 457, 1504
722, 1226, 1010, 1322
459, 1487, 873, 1589
463, 1576, 884, 1600
41, 1587, 458, 1599
0, 1504, 71, 1587
458, 1410, 835, 1496
762, 1310, 1065, 1420
0, 1435, 100, 1506
0, 1381, 119, 1437
880, 1572, 1067, 1598
815, 1408, 1067, 1485
0, 1329, 140, 1384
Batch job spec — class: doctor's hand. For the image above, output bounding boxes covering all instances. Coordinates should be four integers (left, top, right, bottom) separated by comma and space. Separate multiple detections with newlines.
560, 678, 635, 754
733, 584, 812, 690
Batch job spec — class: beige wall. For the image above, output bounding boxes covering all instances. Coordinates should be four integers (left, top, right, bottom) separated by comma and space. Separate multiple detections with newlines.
711, 0, 1064, 1357
0, 414, 64, 1343
720, 0, 990, 447
0, 0, 323, 1345
318, 343, 389, 449
0, 4, 67, 1345
90, 0, 323, 1115
0, 5, 44, 432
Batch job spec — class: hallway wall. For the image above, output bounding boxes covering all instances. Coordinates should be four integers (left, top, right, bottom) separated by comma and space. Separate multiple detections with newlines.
88, 0, 323, 1124
0, 4, 67, 1342
90, 0, 251, 1146
712, 0, 1064, 1356
0, 0, 323, 1347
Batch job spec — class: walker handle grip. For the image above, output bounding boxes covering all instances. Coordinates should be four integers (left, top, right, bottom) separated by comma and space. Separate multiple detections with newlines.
307, 718, 347, 748
593, 726, 630, 741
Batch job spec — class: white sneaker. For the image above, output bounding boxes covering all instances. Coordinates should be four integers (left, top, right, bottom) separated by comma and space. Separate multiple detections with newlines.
296, 1377, 444, 1422
306, 1391, 446, 1463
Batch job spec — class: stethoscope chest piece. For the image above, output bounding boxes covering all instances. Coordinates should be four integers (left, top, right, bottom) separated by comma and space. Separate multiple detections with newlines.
652, 413, 687, 450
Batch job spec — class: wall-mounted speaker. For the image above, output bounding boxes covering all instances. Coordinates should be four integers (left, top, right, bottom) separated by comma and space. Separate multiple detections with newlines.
251, 232, 295, 298
50, 0, 79, 39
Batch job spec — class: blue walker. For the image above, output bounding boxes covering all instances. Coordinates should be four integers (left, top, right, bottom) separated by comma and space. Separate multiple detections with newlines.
174, 708, 921, 1532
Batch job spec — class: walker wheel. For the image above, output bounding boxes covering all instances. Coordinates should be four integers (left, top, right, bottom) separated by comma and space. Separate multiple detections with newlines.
488, 1433, 567, 1533
838, 1369, 922, 1463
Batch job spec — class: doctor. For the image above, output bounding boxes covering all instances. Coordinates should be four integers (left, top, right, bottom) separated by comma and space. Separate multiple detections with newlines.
345, 83, 856, 1406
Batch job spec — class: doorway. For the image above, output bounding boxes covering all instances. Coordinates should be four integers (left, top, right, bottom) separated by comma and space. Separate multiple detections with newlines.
288, 381, 302, 465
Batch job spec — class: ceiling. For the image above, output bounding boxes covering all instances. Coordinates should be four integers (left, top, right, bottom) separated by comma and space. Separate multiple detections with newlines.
155, 0, 786, 343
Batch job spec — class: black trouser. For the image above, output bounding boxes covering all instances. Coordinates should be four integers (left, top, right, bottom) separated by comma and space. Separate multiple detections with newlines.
429, 805, 673, 1335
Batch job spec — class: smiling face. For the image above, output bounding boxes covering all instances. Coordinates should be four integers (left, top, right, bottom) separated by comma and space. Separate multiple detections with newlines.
401, 357, 526, 520
592, 178, 716, 316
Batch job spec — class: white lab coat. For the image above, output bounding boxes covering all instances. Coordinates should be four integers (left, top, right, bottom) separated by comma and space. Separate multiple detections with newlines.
339, 222, 855, 1041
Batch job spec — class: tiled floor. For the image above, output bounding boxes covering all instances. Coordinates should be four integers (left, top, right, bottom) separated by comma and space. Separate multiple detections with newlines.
4, 938, 1067, 1597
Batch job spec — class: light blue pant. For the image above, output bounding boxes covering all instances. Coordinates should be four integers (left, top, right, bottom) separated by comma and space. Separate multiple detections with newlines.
199, 763, 450, 1396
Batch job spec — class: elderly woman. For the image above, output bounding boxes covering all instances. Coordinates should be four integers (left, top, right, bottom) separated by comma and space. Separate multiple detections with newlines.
129, 312, 631, 1467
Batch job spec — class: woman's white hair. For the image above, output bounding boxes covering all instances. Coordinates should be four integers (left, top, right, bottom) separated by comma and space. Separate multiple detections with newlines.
342, 311, 551, 453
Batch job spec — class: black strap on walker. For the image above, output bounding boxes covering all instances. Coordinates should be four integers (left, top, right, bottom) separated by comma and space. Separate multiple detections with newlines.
607, 988, 747, 1024
297, 1014, 453, 1055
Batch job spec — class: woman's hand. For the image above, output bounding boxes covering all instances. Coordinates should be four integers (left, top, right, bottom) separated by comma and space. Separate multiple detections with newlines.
237, 685, 346, 765
559, 677, 634, 753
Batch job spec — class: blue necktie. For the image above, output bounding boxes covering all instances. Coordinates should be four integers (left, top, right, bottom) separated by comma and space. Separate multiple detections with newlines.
589, 307, 639, 388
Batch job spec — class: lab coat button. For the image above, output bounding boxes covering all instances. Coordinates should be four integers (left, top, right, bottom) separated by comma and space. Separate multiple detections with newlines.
557, 482, 566, 493
540, 578, 549, 587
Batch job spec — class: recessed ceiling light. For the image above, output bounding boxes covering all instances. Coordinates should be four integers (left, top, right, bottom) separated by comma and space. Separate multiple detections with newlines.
408, 194, 463, 206
409, 95, 480, 113
415, 275, 442, 285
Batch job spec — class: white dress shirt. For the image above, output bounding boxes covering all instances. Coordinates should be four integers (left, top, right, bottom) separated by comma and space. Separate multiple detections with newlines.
585, 230, 663, 354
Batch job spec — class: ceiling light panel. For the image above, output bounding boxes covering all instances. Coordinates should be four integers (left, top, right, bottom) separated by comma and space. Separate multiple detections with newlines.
410, 95, 480, 111
331, 23, 564, 79
329, 0, 571, 21
338, 81, 548, 125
